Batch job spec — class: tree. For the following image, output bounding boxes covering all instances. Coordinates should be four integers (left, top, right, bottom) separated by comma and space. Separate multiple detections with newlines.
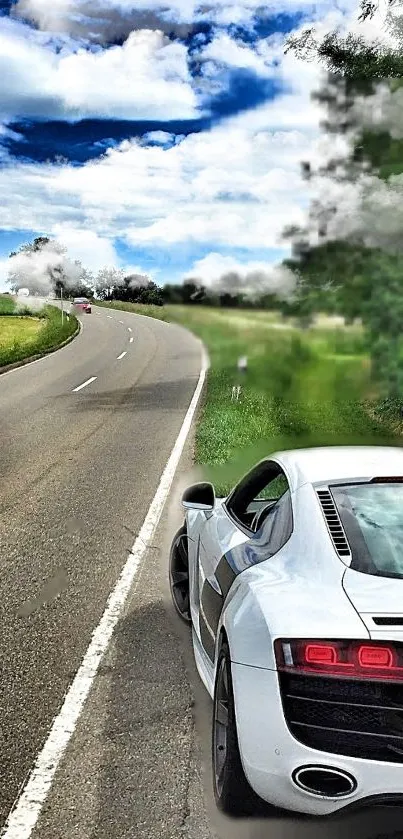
94, 268, 165, 305
284, 1, 403, 78
95, 267, 125, 300
7, 237, 82, 296
9, 236, 51, 266
282, 72, 403, 396
161, 283, 188, 304
76, 266, 95, 297
119, 277, 164, 305
53, 263, 95, 299
285, 31, 403, 78
181, 280, 206, 304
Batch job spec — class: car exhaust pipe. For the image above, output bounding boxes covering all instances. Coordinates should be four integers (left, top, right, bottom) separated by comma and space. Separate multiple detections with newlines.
292, 766, 357, 798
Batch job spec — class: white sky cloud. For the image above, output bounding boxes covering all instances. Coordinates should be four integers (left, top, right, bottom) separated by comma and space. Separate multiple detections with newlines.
0, 18, 326, 284
2, 0, 395, 290
12, 0, 351, 34
51, 226, 119, 271
185, 251, 285, 280
201, 32, 277, 75
184, 251, 297, 295
0, 8, 332, 125
0, 23, 198, 121
0, 9, 326, 235
0, 87, 318, 252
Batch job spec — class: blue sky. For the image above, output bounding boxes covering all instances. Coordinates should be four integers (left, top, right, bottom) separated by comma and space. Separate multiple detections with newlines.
0, 0, 355, 291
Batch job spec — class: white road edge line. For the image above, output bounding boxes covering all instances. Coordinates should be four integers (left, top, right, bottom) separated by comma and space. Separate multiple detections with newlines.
1, 343, 209, 839
72, 376, 97, 393
129, 337, 134, 344
117, 351, 127, 360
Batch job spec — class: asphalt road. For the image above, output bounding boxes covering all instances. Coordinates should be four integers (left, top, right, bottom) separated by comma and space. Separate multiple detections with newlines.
2, 304, 403, 839
0, 304, 202, 833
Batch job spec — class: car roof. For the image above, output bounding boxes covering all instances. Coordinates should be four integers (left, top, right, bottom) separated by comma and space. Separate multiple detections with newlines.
270, 446, 403, 491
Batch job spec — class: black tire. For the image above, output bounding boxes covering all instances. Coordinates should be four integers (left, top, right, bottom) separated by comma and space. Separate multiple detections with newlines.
212, 642, 259, 817
169, 524, 191, 624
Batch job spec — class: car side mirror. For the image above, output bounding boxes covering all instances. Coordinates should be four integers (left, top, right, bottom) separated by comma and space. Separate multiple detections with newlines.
182, 482, 215, 512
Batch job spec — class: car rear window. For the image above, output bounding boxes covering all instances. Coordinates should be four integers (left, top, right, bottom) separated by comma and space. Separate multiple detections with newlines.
332, 483, 403, 578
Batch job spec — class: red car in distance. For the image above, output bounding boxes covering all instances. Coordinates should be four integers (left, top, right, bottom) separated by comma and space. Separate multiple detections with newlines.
72, 297, 91, 313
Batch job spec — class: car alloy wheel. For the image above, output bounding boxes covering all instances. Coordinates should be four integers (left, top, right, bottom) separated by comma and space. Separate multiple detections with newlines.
213, 653, 229, 798
212, 642, 258, 816
169, 525, 191, 624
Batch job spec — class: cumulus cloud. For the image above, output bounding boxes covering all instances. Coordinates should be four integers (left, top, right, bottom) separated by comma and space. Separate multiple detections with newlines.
200, 31, 278, 75
0, 24, 198, 121
184, 251, 296, 297
12, 0, 342, 41
12, 0, 196, 42
0, 12, 327, 126
0, 53, 321, 253
0, 0, 360, 293
51, 226, 120, 271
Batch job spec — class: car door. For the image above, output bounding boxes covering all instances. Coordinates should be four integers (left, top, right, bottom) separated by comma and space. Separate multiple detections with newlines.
192, 501, 245, 651
197, 459, 292, 663
186, 508, 209, 629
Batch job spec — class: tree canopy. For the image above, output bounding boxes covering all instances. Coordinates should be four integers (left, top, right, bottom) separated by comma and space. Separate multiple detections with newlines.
285, 0, 403, 77
281, 71, 403, 396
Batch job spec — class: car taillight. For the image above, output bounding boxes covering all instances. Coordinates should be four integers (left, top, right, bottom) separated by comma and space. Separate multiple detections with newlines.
274, 639, 402, 680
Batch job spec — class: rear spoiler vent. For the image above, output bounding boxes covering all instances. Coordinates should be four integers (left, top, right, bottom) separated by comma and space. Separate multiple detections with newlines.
316, 490, 351, 558
373, 616, 403, 626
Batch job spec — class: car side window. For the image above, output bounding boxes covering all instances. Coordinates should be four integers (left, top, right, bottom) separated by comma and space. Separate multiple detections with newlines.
255, 473, 289, 501
225, 460, 291, 531
254, 489, 293, 555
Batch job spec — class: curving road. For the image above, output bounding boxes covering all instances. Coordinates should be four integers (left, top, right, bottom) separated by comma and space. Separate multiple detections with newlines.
1, 304, 403, 839
0, 304, 202, 833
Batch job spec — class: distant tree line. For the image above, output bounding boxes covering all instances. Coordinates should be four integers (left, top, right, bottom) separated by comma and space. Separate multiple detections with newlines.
7, 237, 320, 315
7, 234, 351, 322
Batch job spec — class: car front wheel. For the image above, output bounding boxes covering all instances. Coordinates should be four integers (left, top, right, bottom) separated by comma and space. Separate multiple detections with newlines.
169, 524, 191, 624
212, 642, 259, 817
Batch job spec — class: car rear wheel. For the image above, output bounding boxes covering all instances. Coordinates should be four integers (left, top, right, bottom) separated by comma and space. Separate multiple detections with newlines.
169, 524, 191, 624
212, 642, 259, 817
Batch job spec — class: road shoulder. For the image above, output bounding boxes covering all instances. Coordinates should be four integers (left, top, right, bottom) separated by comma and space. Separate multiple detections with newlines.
30, 429, 217, 839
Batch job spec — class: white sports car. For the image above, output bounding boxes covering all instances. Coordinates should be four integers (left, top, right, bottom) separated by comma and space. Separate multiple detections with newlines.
169, 446, 403, 817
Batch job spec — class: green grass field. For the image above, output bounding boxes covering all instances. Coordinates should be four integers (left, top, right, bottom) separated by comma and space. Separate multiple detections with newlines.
0, 316, 44, 349
94, 301, 400, 494
0, 301, 79, 368
0, 295, 17, 315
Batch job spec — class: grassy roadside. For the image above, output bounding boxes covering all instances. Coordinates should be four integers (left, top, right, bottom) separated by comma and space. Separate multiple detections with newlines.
0, 317, 44, 351
94, 299, 170, 321
0, 300, 79, 369
93, 301, 400, 494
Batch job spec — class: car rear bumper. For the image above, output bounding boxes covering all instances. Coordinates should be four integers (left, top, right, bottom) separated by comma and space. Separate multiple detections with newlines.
231, 662, 403, 816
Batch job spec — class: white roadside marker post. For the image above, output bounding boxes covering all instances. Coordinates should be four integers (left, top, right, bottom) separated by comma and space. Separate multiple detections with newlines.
60, 287, 64, 326
231, 355, 247, 402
